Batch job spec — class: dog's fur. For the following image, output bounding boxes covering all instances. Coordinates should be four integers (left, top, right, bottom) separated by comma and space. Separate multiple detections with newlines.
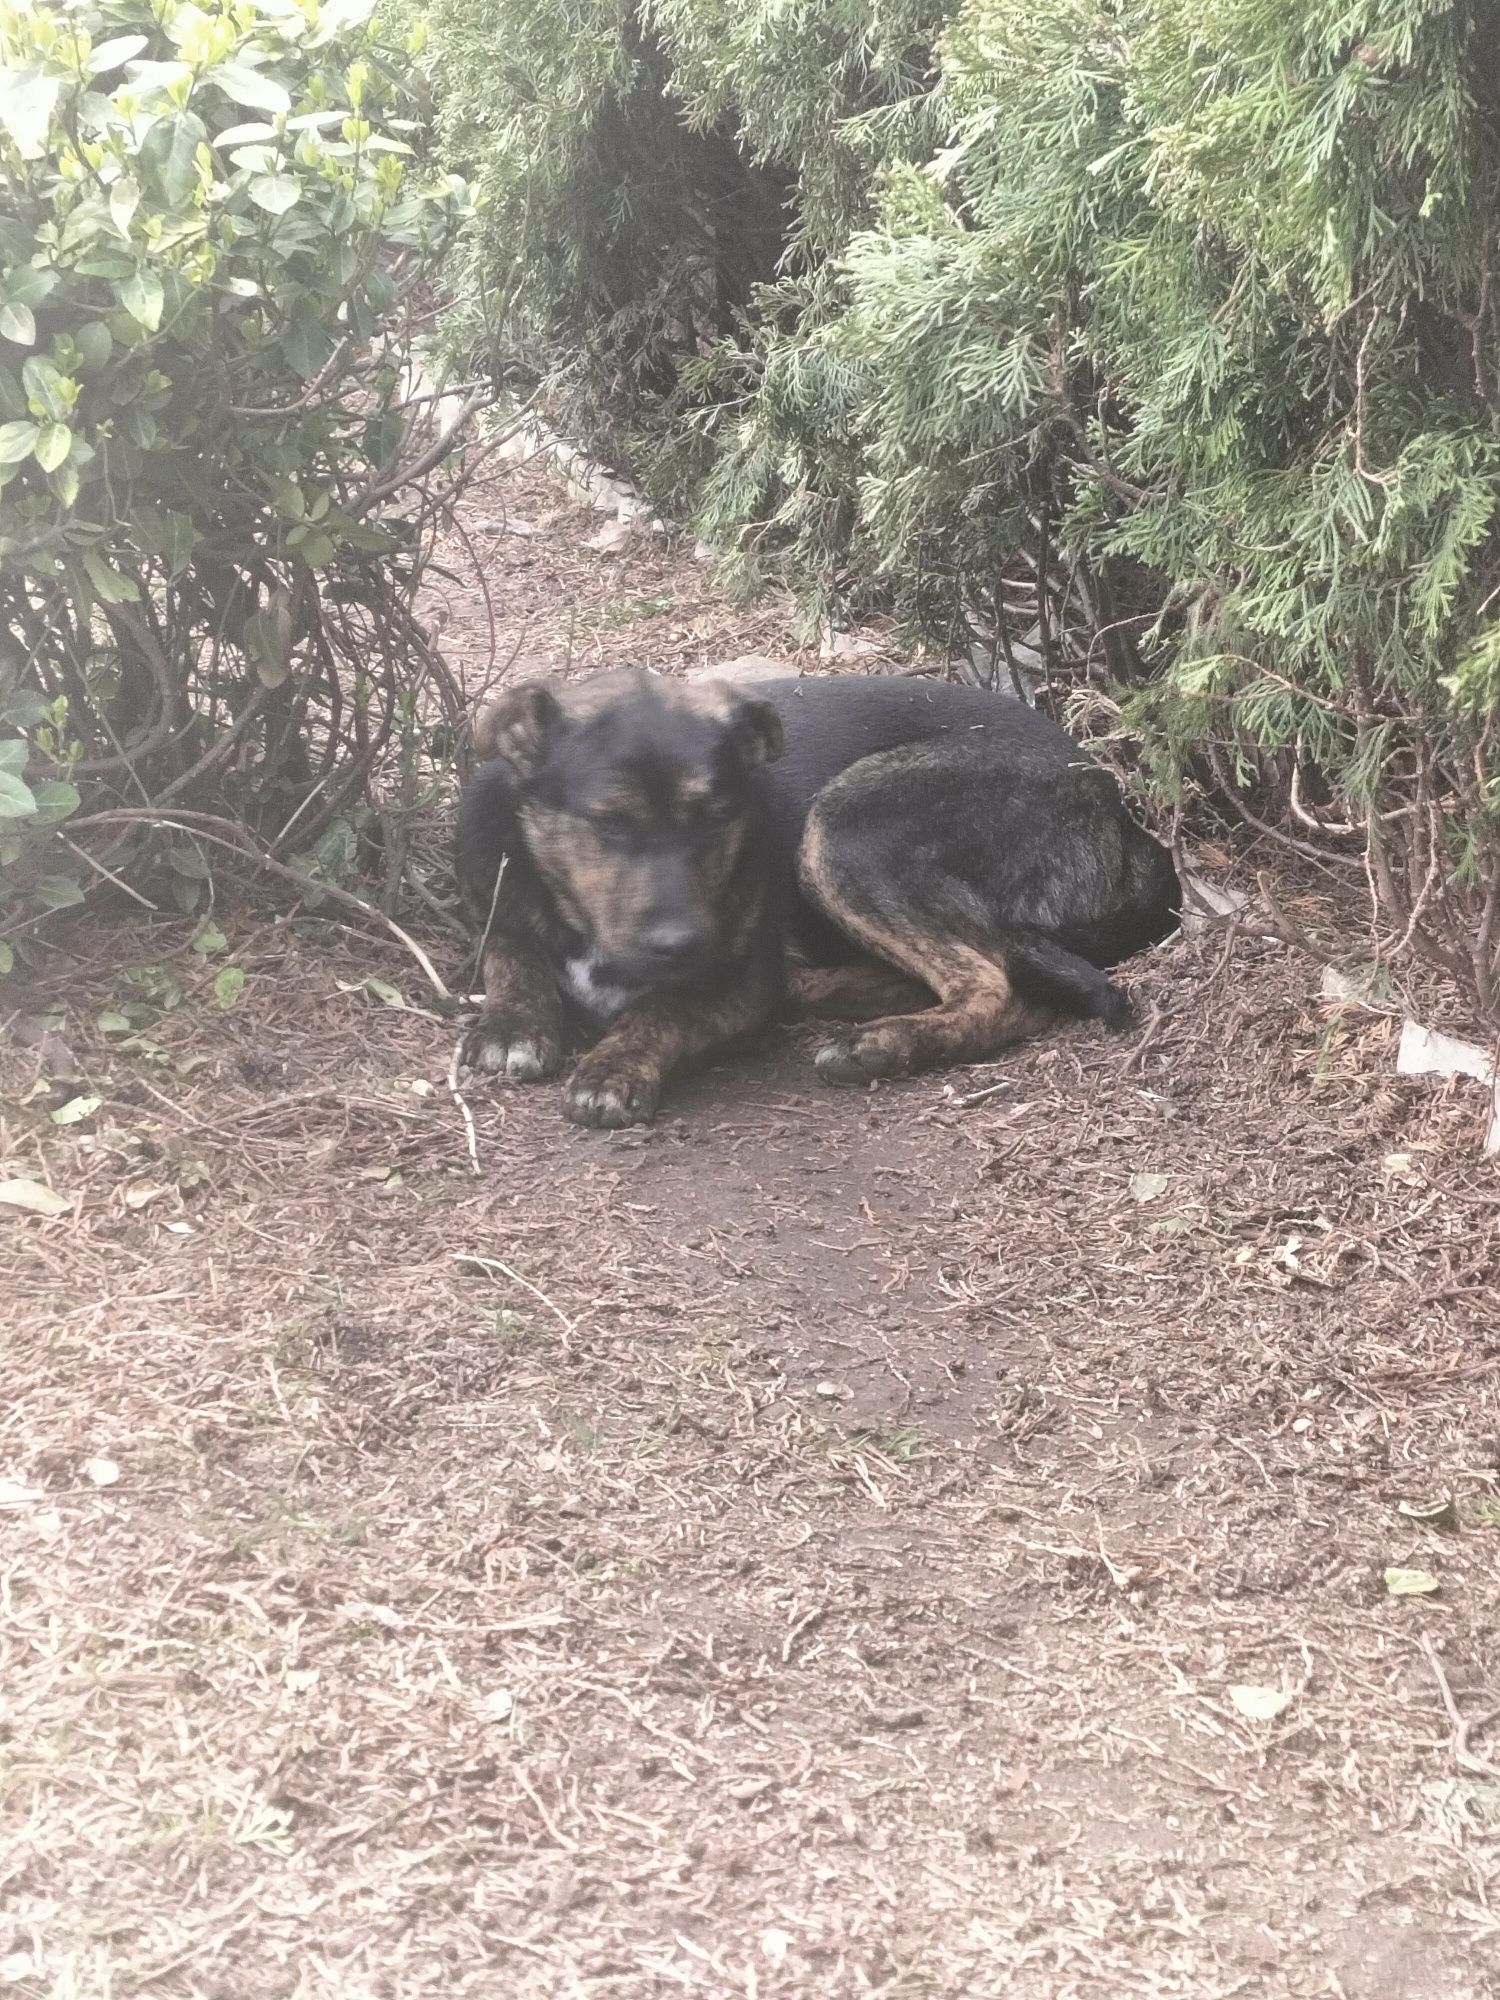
457, 670, 1179, 1127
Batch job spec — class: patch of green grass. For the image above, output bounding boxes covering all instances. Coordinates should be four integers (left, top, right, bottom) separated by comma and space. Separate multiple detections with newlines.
598, 594, 674, 630
486, 1306, 536, 1348
207, 1497, 357, 1559
847, 1422, 930, 1464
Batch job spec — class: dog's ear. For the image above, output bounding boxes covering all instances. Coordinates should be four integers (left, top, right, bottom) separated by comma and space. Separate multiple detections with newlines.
473, 682, 563, 775
734, 697, 783, 767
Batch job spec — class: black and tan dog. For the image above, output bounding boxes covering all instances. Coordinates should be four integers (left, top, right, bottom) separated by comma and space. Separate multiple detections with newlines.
456, 670, 1179, 1127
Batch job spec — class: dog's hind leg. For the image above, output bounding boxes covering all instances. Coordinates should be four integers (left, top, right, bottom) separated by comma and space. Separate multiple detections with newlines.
796, 783, 1059, 1085
796, 735, 1171, 1085
808, 943, 1054, 1085
789, 962, 934, 1022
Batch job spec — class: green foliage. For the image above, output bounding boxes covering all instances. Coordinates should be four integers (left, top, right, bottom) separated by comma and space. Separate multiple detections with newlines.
423, 0, 949, 450
1, 0, 471, 959
429, 0, 1500, 1021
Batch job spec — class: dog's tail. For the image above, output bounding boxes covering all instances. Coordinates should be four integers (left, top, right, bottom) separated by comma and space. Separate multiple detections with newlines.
1003, 931, 1135, 1030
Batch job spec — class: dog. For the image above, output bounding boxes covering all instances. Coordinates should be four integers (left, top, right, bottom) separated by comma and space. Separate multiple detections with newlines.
456, 670, 1179, 1127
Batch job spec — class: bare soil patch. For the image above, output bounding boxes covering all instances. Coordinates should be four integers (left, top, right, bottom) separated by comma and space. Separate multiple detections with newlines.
4, 456, 1499, 2000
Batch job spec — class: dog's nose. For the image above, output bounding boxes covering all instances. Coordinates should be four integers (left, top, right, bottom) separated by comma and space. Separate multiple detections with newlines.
639, 919, 699, 964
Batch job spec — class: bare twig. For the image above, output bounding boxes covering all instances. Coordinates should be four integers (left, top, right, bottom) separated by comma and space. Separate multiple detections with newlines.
1207, 749, 1366, 870
227, 334, 354, 418
68, 807, 452, 1003
1421, 1634, 1500, 1781
453, 1252, 578, 1344
57, 833, 161, 912
446, 1035, 481, 1178
352, 390, 493, 517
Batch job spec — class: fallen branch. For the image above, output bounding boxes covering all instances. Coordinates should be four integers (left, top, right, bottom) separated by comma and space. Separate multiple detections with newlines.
453, 1251, 578, 1345
68, 807, 452, 1004
1421, 1633, 1500, 1782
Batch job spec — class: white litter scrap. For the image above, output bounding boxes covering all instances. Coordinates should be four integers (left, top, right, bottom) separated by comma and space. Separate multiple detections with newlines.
1177, 869, 1249, 934
1172, 862, 1500, 1155
1396, 1020, 1500, 1155
818, 627, 881, 663
581, 517, 633, 555
1319, 963, 1401, 1012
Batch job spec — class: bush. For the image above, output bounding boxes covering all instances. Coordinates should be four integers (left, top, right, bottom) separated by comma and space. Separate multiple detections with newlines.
850, 0, 1500, 1023
0, 0, 473, 970
427, 0, 1500, 1025
422, 0, 947, 462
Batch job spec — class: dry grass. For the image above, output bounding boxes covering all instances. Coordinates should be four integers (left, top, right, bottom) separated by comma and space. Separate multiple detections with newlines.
3, 466, 1499, 2000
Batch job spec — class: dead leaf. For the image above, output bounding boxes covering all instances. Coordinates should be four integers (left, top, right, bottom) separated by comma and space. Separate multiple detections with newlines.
1228, 1683, 1293, 1721
480, 1688, 514, 1723
338, 977, 408, 1010
728, 1775, 775, 1803
0, 1479, 46, 1508
337, 1599, 404, 1630
0, 1177, 74, 1217
1129, 1171, 1169, 1203
1398, 1497, 1457, 1530
84, 1456, 120, 1487
50, 1094, 102, 1126
1384, 1566, 1440, 1596
123, 1179, 171, 1210
582, 517, 632, 555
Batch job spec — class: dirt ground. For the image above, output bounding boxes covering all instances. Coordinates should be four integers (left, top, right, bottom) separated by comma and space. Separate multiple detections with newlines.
4, 458, 1500, 2000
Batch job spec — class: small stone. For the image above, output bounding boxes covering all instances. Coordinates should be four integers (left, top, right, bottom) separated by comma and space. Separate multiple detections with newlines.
582, 518, 632, 555
688, 655, 790, 686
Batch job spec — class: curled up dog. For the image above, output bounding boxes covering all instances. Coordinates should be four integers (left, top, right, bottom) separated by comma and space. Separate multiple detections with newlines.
456, 670, 1180, 1128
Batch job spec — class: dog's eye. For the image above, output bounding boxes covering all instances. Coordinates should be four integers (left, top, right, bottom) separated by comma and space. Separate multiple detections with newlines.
587, 811, 634, 841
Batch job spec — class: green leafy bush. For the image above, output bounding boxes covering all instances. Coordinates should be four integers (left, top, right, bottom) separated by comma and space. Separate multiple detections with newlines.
1, 0, 472, 967
428, 0, 1500, 1024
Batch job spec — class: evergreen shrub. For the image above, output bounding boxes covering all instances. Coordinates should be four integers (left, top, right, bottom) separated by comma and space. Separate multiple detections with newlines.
432, 0, 1500, 1018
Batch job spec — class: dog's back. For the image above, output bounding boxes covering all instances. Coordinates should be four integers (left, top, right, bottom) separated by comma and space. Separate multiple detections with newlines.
751, 674, 1074, 830
730, 675, 1175, 972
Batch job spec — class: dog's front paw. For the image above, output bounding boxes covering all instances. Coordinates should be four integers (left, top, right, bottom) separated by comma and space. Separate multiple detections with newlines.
463, 1011, 564, 1084
562, 1054, 662, 1129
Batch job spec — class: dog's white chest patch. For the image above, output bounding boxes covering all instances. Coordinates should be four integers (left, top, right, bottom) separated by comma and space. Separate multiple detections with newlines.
562, 953, 642, 1023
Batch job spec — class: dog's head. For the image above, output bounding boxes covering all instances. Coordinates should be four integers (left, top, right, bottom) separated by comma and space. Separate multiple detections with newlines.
475, 671, 783, 985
